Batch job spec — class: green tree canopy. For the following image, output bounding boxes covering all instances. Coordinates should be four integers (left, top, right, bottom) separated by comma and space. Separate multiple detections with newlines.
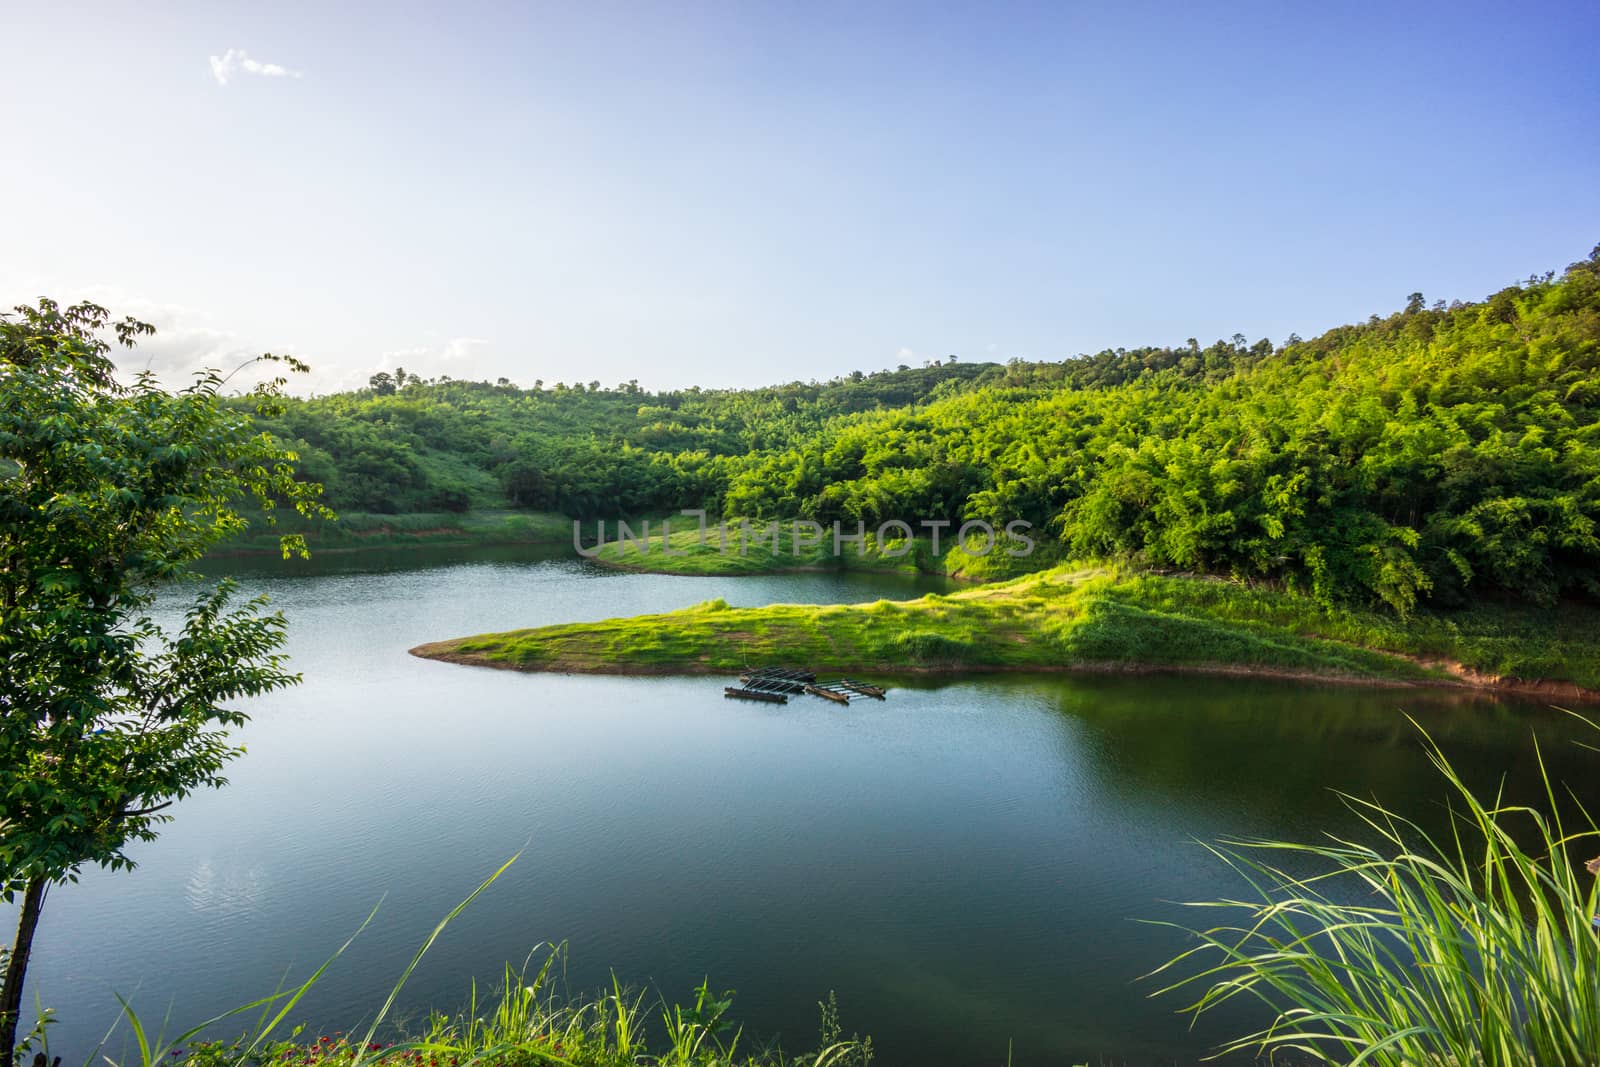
0, 300, 329, 1062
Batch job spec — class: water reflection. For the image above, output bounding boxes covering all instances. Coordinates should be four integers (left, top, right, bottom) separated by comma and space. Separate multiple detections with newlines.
10, 549, 1591, 1067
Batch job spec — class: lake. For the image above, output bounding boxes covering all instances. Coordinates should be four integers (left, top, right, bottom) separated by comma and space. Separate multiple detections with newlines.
10, 546, 1596, 1066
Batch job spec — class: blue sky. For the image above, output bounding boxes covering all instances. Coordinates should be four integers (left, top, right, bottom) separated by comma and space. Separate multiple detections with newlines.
2, 1, 1596, 392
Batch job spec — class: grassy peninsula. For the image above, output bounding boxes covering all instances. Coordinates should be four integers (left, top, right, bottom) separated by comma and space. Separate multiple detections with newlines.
412, 564, 1600, 698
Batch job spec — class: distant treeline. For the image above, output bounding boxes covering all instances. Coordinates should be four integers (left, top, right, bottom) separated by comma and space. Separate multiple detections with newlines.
248, 246, 1600, 614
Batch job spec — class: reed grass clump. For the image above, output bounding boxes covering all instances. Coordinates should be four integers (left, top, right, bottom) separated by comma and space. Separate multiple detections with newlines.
1150, 717, 1600, 1066
154, 963, 869, 1067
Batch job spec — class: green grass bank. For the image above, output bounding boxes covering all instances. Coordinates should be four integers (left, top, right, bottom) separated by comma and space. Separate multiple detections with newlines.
586, 519, 1053, 581
411, 564, 1600, 699
216, 509, 572, 555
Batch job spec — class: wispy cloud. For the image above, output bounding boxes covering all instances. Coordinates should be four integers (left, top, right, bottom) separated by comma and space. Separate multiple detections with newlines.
371, 338, 495, 379
209, 49, 303, 86
441, 337, 489, 361
0, 282, 296, 386
380, 346, 430, 364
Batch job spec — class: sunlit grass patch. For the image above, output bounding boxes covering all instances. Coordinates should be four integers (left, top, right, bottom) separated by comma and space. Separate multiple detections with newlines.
589, 522, 962, 580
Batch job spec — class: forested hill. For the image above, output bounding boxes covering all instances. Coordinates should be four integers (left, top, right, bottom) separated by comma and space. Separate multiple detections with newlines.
256, 359, 997, 517
252, 247, 1600, 614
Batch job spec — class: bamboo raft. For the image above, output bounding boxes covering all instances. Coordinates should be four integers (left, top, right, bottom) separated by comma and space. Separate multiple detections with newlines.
737, 674, 808, 696
805, 682, 852, 704
740, 667, 816, 685
726, 667, 887, 705
723, 686, 788, 704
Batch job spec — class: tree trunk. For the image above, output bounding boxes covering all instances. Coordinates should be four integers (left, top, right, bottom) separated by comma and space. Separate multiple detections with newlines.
0, 878, 47, 1067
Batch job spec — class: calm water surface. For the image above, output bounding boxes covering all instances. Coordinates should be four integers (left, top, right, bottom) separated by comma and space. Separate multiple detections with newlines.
10, 546, 1596, 1066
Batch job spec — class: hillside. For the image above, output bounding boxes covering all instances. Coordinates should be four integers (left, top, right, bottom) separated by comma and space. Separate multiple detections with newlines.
248, 361, 996, 516
259, 246, 1600, 617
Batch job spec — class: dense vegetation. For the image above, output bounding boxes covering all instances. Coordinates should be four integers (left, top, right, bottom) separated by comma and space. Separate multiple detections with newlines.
253, 362, 991, 518
256, 248, 1600, 616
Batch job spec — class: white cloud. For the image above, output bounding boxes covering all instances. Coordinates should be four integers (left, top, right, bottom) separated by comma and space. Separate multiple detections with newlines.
99, 298, 308, 390
209, 49, 303, 86
895, 346, 916, 362
369, 338, 494, 380
378, 337, 491, 367
441, 337, 489, 361
379, 346, 430, 364
0, 281, 315, 390
1, 274, 500, 397
50, 290, 255, 379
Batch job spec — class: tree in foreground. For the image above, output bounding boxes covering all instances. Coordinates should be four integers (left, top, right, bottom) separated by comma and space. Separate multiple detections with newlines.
1151, 718, 1600, 1066
0, 300, 329, 1063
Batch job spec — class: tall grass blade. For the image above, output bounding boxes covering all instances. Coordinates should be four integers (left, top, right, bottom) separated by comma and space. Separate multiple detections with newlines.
348, 853, 520, 1067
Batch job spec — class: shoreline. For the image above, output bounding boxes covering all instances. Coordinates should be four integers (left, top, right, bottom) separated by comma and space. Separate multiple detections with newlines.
208, 509, 576, 558
211, 533, 570, 558
585, 554, 980, 582
406, 641, 1600, 703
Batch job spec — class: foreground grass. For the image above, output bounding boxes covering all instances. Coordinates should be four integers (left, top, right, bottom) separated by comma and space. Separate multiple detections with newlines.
1150, 719, 1600, 1065
217, 510, 572, 555
69, 861, 886, 1067
139, 967, 873, 1067
412, 563, 1600, 694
